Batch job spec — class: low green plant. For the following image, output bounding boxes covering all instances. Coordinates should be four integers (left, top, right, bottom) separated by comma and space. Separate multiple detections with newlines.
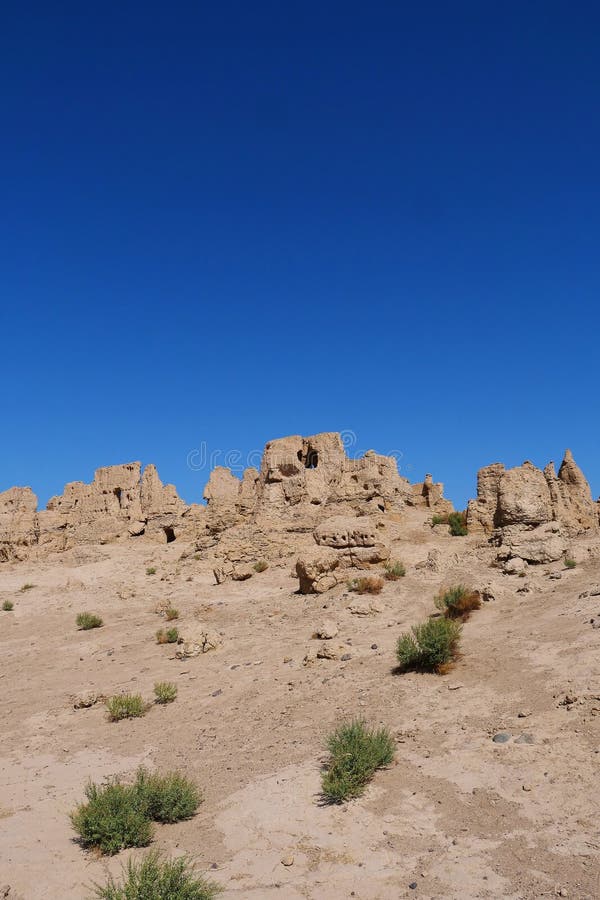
20, 583, 35, 592
396, 617, 462, 674
2, 600, 14, 611
431, 514, 448, 526
384, 560, 406, 580
321, 720, 395, 803
165, 607, 179, 621
134, 769, 200, 823
156, 627, 179, 645
434, 585, 481, 621
146, 567, 157, 576
347, 575, 384, 595
564, 557, 577, 569
106, 694, 147, 721
253, 560, 269, 573
448, 511, 468, 536
71, 768, 201, 856
92, 850, 222, 899
71, 779, 152, 855
154, 681, 178, 704
76, 612, 104, 630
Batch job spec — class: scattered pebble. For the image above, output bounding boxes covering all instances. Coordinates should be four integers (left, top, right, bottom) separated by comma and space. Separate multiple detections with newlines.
492, 732, 511, 743
340, 653, 352, 661
409, 882, 418, 890
522, 783, 532, 791
517, 710, 531, 718
514, 734, 535, 744
281, 855, 294, 867
371, 643, 378, 650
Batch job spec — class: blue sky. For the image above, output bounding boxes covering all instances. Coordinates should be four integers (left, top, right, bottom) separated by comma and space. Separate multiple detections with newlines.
1, 1, 599, 510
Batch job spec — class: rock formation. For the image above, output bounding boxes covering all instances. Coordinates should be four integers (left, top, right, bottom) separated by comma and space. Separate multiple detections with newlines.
466, 449, 598, 564
296, 515, 390, 593
0, 462, 197, 561
467, 450, 598, 536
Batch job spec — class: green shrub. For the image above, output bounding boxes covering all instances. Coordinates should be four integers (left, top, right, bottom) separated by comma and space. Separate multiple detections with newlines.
92, 850, 222, 899
448, 511, 468, 536
71, 779, 153, 855
156, 627, 179, 644
106, 694, 147, 722
396, 617, 462, 674
431, 514, 448, 526
146, 567, 157, 576
2, 600, 14, 611
564, 557, 577, 569
134, 769, 200, 823
347, 575, 384, 595
20, 583, 35, 592
253, 560, 269, 573
321, 720, 395, 803
434, 585, 481, 621
76, 612, 104, 630
384, 560, 406, 580
71, 768, 202, 857
165, 607, 179, 621
154, 682, 178, 704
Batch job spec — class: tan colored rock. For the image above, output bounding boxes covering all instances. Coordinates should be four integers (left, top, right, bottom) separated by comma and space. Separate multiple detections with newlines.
314, 620, 338, 639
468, 451, 598, 537
498, 523, 568, 564
175, 627, 222, 658
0, 487, 39, 561
231, 564, 253, 581
296, 547, 342, 594
314, 516, 378, 549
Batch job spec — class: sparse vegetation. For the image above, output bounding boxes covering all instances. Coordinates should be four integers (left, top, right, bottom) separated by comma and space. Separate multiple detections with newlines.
146, 567, 157, 576
448, 511, 468, 536
253, 560, 269, 573
156, 627, 179, 644
2, 600, 14, 611
106, 694, 147, 721
321, 720, 395, 803
71, 768, 201, 856
384, 560, 406, 580
396, 617, 462, 674
92, 850, 222, 899
434, 585, 481, 621
565, 557, 577, 569
20, 583, 35, 592
154, 681, 177, 704
165, 607, 179, 621
76, 612, 104, 630
431, 511, 468, 536
348, 575, 384, 595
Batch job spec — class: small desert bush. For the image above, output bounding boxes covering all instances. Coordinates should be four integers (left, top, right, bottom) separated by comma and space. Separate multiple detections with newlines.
76, 612, 104, 630
20, 583, 35, 592
146, 567, 157, 576
448, 511, 468, 536
156, 627, 179, 645
71, 779, 152, 855
154, 681, 178, 704
321, 720, 395, 803
2, 600, 14, 611
396, 617, 462, 674
384, 560, 406, 580
92, 850, 222, 899
253, 560, 269, 573
431, 514, 448, 526
564, 557, 577, 569
348, 575, 384, 595
434, 584, 481, 621
165, 607, 179, 621
71, 768, 201, 856
106, 694, 147, 721
134, 769, 200, 823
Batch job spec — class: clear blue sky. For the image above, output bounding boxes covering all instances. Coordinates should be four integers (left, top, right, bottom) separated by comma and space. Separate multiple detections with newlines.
1, 1, 599, 510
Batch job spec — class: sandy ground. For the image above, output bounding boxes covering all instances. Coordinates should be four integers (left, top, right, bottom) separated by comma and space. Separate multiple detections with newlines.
1, 517, 600, 899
